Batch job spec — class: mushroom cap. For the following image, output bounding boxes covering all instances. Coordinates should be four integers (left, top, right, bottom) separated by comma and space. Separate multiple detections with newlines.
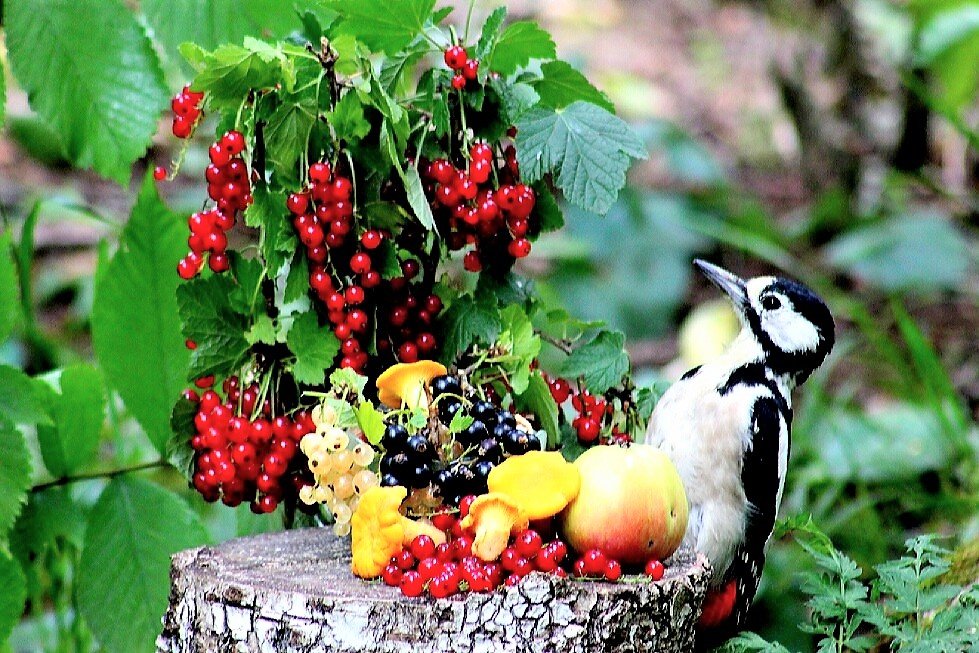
487, 450, 581, 520
375, 360, 448, 409
350, 485, 408, 578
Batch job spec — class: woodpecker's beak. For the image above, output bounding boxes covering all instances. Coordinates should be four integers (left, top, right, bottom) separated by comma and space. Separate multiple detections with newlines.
694, 259, 748, 311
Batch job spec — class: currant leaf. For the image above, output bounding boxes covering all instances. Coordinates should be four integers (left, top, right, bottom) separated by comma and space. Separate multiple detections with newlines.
475, 7, 508, 61
191, 41, 281, 103
516, 372, 561, 449
0, 548, 26, 643
92, 175, 188, 452
516, 101, 647, 215
405, 166, 437, 231
287, 311, 341, 385
485, 21, 557, 76
439, 294, 502, 362
35, 365, 106, 478
246, 186, 296, 274
0, 229, 20, 343
5, 0, 168, 183
77, 477, 208, 653
561, 329, 631, 394
0, 365, 51, 426
0, 418, 32, 539
265, 95, 318, 181
176, 275, 250, 379
143, 0, 257, 66
328, 91, 371, 143
533, 60, 615, 112
332, 0, 437, 54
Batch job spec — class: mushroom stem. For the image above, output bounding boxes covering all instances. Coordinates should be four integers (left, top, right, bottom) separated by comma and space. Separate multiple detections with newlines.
472, 507, 518, 561
401, 517, 446, 547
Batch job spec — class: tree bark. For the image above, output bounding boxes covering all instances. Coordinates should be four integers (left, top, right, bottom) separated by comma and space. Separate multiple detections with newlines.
157, 528, 711, 653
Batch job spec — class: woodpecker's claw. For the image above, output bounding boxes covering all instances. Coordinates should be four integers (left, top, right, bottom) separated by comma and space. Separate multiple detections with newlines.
693, 259, 747, 310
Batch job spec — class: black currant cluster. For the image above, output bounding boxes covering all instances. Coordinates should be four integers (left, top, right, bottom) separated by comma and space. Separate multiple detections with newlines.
378, 375, 542, 505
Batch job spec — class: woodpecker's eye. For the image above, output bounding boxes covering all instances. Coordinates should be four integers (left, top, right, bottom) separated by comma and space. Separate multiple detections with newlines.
761, 295, 781, 311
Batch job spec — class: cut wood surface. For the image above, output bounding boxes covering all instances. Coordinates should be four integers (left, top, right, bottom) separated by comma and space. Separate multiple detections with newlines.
157, 528, 711, 653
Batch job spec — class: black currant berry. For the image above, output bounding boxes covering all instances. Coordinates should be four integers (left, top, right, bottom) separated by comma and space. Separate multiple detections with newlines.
471, 401, 496, 425
405, 434, 432, 459
380, 473, 401, 487
381, 423, 409, 451
431, 375, 462, 398
438, 397, 463, 425
457, 420, 488, 447
477, 437, 503, 463
380, 452, 412, 476
495, 410, 517, 429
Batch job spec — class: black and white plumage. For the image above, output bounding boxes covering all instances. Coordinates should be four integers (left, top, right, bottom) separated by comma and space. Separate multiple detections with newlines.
645, 259, 835, 635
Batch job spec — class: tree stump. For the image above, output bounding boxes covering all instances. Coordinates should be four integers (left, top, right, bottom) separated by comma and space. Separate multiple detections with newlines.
156, 528, 711, 653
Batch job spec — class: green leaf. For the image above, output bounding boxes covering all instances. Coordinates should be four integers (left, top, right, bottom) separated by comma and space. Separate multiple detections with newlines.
516, 102, 647, 215
532, 182, 564, 232
330, 367, 369, 396
328, 91, 371, 143
486, 21, 557, 75
0, 229, 20, 342
286, 311, 340, 385
917, 5, 979, 63
247, 186, 296, 274
92, 175, 189, 452
9, 487, 86, 566
265, 95, 318, 179
533, 60, 615, 112
448, 411, 474, 434
283, 251, 310, 305
0, 419, 32, 538
78, 477, 208, 653
439, 294, 502, 361
143, 0, 256, 62
560, 330, 630, 393
0, 548, 27, 643
5, 0, 168, 183
191, 42, 281, 102
333, 0, 437, 53
498, 305, 540, 395
176, 275, 251, 379
0, 365, 51, 426
475, 7, 508, 60
166, 397, 198, 477
246, 314, 277, 345
405, 166, 437, 231
0, 59, 5, 129
36, 365, 105, 478
516, 373, 560, 448
355, 403, 385, 445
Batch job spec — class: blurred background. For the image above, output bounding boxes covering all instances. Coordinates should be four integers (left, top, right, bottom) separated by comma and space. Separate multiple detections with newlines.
1, 0, 978, 650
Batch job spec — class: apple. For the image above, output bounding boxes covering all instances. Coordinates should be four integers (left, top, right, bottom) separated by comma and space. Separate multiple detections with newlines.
559, 444, 688, 565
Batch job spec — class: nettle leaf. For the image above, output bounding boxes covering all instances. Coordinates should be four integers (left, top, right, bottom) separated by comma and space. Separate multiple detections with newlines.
287, 311, 340, 385
5, 0, 168, 183
486, 20, 557, 76
92, 175, 188, 452
176, 275, 250, 379
333, 0, 437, 54
533, 60, 615, 112
0, 418, 32, 538
439, 294, 502, 362
0, 365, 50, 426
516, 101, 647, 215
78, 477, 208, 653
475, 7, 508, 60
329, 91, 371, 143
0, 230, 19, 342
36, 365, 105, 478
516, 373, 560, 448
266, 94, 318, 179
0, 548, 26, 644
561, 330, 630, 393
191, 40, 281, 102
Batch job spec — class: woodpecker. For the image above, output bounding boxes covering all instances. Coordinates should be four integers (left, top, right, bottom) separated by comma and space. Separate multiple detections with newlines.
645, 259, 835, 644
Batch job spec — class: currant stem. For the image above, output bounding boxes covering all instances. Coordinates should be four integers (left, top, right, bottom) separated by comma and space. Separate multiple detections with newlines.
30, 460, 169, 493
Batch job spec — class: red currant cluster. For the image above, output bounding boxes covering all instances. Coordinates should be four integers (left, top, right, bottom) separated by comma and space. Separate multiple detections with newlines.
569, 548, 666, 582
184, 376, 314, 513
177, 130, 252, 280
443, 45, 479, 90
546, 376, 634, 447
423, 143, 535, 274
383, 496, 570, 598
170, 84, 204, 139
288, 161, 443, 370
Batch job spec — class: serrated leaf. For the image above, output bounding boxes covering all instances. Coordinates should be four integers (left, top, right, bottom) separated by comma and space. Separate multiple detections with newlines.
5, 0, 168, 183
0, 230, 19, 342
498, 305, 540, 395
448, 411, 474, 434
486, 21, 557, 75
333, 0, 437, 53
78, 477, 208, 653
246, 314, 277, 345
143, 0, 256, 64
561, 330, 630, 393
191, 42, 280, 102
93, 175, 188, 451
166, 396, 197, 478
475, 7, 508, 60
516, 373, 560, 449
533, 60, 615, 112
247, 186, 296, 274
0, 365, 51, 426
36, 365, 105, 478
533, 182, 564, 232
266, 95, 318, 179
439, 295, 502, 362
0, 419, 31, 538
405, 166, 436, 231
363, 201, 409, 231
176, 275, 250, 379
329, 91, 371, 143
330, 367, 369, 396
0, 548, 26, 643
284, 251, 311, 305
228, 254, 264, 314
493, 78, 540, 123
9, 488, 86, 567
355, 403, 385, 445
287, 311, 340, 385
379, 44, 427, 96
516, 102, 646, 215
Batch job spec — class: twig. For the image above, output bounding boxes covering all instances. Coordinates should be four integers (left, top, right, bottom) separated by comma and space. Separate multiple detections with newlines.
31, 460, 169, 493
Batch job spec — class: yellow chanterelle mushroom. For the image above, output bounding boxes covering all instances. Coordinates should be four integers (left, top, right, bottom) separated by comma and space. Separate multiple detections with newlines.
375, 360, 448, 410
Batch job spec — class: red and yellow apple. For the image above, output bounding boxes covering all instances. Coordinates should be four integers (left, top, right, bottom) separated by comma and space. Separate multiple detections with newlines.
559, 444, 688, 564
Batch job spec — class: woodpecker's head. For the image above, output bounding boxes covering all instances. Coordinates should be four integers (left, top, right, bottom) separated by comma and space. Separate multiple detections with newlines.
694, 259, 835, 384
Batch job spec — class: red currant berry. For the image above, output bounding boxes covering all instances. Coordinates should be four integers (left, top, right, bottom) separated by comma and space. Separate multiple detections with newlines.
220, 130, 245, 155
153, 166, 167, 181
394, 549, 416, 570
208, 142, 231, 166
401, 259, 420, 279
582, 549, 607, 576
644, 559, 665, 581
350, 252, 372, 274
428, 159, 455, 185
574, 417, 601, 443
398, 341, 419, 363
604, 559, 623, 581
462, 59, 479, 80
507, 238, 532, 259
416, 332, 437, 353
309, 162, 332, 183
172, 116, 193, 139
331, 177, 352, 200
549, 378, 572, 403
515, 530, 543, 558
360, 230, 382, 250
470, 142, 493, 162
344, 285, 365, 305
451, 74, 467, 90
286, 193, 309, 215
382, 563, 403, 587
443, 45, 468, 70
400, 570, 424, 597
208, 252, 230, 273
463, 251, 482, 272
410, 535, 437, 561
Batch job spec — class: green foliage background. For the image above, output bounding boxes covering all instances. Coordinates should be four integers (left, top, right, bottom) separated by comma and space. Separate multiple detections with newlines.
0, 1, 976, 652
